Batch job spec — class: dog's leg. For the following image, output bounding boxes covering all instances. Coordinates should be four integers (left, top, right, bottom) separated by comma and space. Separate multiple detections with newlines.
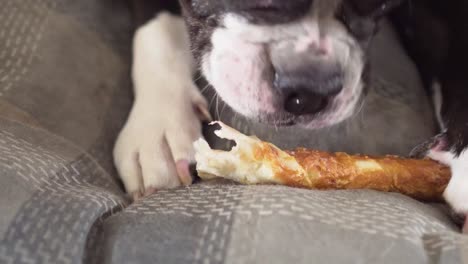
427, 87, 468, 233
401, 1, 468, 232
411, 93, 468, 233
114, 12, 210, 200
431, 4, 468, 233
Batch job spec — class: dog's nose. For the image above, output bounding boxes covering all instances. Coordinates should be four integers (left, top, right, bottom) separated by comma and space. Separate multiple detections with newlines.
274, 65, 343, 115
225, 0, 313, 24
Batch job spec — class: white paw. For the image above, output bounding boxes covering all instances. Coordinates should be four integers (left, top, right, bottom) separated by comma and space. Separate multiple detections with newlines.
428, 149, 468, 218
113, 84, 210, 199
113, 13, 211, 200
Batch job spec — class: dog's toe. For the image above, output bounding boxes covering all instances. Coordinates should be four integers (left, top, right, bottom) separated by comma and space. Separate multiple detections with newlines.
176, 159, 194, 186
143, 186, 158, 197
426, 145, 468, 234
410, 133, 448, 158
131, 190, 144, 202
113, 89, 206, 197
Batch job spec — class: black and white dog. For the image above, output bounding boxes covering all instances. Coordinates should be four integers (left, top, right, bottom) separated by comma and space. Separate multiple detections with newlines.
114, 0, 468, 232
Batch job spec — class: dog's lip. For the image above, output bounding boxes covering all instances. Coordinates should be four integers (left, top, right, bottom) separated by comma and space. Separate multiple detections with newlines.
260, 114, 331, 128
257, 102, 341, 128
263, 109, 341, 128
272, 119, 297, 126
258, 112, 297, 126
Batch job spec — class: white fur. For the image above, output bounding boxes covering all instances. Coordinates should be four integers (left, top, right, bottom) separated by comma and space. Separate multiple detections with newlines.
427, 143, 468, 234
113, 13, 206, 195
428, 149, 468, 214
204, 28, 277, 117
429, 82, 467, 220
202, 0, 364, 128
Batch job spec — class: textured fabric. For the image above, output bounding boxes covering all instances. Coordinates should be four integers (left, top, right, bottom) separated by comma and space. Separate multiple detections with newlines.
0, 0, 132, 263
0, 1, 467, 264
0, 0, 134, 174
0, 119, 127, 263
96, 184, 468, 264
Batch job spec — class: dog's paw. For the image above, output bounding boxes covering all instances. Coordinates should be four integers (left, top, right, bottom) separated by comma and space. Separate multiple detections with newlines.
428, 150, 468, 210
113, 86, 211, 200
432, 150, 468, 234
436, 151, 468, 234
412, 133, 468, 233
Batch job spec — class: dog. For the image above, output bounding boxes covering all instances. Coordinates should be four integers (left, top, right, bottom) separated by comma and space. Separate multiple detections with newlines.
113, 0, 468, 232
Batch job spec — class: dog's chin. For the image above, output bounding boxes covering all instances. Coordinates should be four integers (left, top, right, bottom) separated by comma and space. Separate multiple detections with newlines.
200, 13, 365, 130
202, 58, 364, 129
261, 105, 360, 129
202, 54, 364, 130
224, 89, 363, 129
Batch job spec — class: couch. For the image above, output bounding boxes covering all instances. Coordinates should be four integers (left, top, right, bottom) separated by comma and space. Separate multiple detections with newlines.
0, 1, 467, 263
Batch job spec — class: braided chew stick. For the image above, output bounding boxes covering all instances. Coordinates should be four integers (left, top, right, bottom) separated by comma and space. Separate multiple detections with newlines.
194, 122, 451, 201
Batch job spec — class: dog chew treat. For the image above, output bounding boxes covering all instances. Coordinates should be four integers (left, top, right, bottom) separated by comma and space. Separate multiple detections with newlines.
194, 122, 451, 201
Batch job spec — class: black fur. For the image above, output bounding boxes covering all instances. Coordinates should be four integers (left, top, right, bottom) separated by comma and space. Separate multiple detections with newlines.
185, 0, 313, 24
130, 0, 468, 156
391, 0, 468, 156
131, 0, 180, 27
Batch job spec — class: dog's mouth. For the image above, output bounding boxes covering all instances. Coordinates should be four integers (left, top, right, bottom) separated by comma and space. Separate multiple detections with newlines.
201, 20, 365, 129
204, 52, 363, 129
256, 90, 362, 129
182, 0, 405, 129
196, 4, 367, 129
260, 113, 297, 126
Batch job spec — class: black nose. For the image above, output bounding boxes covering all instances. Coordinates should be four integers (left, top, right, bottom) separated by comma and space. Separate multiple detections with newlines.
274, 66, 344, 116
224, 0, 313, 24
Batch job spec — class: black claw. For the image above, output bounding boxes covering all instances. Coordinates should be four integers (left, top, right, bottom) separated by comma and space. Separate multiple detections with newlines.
189, 162, 201, 183
410, 133, 448, 158
410, 141, 433, 158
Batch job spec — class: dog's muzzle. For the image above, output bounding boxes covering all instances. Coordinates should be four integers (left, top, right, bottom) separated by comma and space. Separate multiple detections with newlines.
270, 36, 344, 116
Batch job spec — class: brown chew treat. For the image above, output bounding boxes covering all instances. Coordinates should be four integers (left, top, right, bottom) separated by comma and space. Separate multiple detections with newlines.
281, 149, 449, 201
194, 122, 451, 201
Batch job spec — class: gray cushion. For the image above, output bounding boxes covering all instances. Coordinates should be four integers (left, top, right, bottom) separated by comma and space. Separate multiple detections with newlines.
0, 1, 467, 264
